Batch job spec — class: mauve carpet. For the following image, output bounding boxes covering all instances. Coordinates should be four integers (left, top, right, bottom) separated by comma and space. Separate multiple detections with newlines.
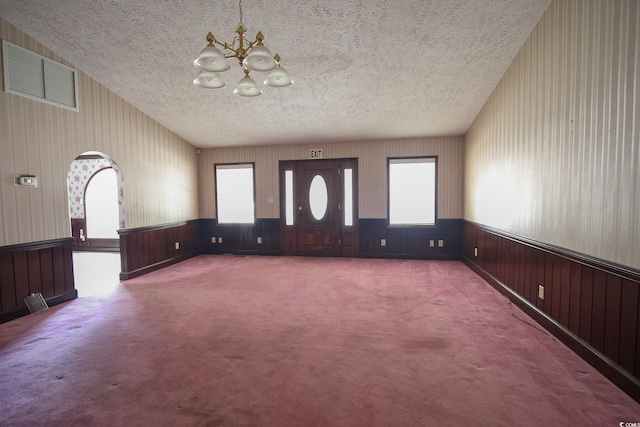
0, 255, 638, 426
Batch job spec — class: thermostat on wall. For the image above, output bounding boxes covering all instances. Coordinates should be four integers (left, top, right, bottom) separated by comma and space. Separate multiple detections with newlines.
14, 174, 38, 188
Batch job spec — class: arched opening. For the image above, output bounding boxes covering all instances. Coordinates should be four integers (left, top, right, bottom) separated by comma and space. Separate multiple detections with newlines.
85, 167, 119, 241
67, 151, 124, 296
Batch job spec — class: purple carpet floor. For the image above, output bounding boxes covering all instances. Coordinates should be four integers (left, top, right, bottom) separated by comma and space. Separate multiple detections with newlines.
1, 255, 638, 426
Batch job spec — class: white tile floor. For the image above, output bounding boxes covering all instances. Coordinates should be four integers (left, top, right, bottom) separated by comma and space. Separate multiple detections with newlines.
72, 252, 121, 297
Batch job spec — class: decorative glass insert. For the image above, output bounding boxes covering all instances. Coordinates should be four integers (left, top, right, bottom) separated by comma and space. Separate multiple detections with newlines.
344, 168, 353, 226
285, 170, 294, 226
309, 175, 328, 220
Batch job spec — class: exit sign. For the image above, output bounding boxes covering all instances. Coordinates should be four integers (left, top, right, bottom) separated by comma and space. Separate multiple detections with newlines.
310, 149, 323, 159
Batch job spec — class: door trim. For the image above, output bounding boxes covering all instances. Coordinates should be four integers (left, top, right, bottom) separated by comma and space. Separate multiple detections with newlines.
279, 158, 358, 257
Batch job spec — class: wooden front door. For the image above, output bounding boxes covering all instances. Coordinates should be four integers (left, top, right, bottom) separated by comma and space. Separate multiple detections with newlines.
280, 158, 358, 257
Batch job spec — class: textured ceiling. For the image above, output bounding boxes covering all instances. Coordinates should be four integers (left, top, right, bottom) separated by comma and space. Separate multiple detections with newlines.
0, 0, 551, 148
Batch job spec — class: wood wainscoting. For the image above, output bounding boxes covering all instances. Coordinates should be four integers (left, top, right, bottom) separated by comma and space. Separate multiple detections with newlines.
71, 218, 119, 252
119, 220, 200, 280
200, 218, 282, 256
200, 218, 463, 260
0, 238, 77, 324
463, 221, 640, 402
359, 218, 463, 260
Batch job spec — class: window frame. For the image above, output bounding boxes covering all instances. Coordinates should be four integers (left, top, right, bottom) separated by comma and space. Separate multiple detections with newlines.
387, 156, 438, 227
214, 162, 256, 225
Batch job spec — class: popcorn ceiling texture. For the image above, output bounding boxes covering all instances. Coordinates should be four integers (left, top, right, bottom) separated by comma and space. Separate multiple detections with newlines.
0, 0, 551, 148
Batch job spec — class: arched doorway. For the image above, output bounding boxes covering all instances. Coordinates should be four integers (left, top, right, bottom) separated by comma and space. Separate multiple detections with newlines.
67, 151, 124, 250
67, 151, 124, 296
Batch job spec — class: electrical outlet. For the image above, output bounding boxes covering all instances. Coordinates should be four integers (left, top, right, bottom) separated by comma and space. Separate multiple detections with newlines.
429, 240, 435, 247
474, 247, 478, 257
211, 237, 216, 244
538, 285, 545, 300
380, 238, 386, 247
175, 242, 180, 250
257, 237, 262, 244
438, 240, 444, 248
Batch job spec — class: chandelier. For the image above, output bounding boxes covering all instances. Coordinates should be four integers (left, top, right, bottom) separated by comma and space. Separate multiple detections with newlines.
192, 0, 293, 97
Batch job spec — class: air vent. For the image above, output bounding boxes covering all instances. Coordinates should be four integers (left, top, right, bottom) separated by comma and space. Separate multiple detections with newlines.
2, 40, 78, 111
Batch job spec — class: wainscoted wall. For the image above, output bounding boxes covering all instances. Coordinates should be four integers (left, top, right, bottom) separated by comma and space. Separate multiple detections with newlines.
200, 219, 282, 256
71, 217, 119, 251
359, 219, 462, 260
0, 238, 76, 323
198, 137, 464, 220
198, 218, 463, 260
465, 0, 640, 270
463, 221, 640, 401
119, 221, 200, 280
0, 18, 199, 248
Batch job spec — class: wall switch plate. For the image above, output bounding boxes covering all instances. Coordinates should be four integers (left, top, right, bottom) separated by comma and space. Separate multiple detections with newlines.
438, 240, 444, 247
175, 242, 180, 250
257, 237, 262, 244
474, 247, 478, 257
429, 240, 435, 247
218, 237, 223, 244
380, 238, 386, 247
538, 285, 545, 300
212, 237, 216, 243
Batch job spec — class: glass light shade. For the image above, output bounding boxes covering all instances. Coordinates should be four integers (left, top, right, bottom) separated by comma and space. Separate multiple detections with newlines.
193, 71, 225, 89
233, 76, 262, 97
264, 66, 293, 87
193, 45, 230, 72
242, 45, 277, 72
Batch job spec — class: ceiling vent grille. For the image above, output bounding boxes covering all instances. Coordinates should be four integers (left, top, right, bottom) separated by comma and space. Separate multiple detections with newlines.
2, 40, 78, 111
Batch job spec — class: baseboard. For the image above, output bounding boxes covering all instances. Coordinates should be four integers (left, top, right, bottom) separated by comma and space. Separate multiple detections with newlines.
73, 246, 120, 253
119, 251, 199, 280
463, 257, 640, 403
0, 289, 78, 324
202, 249, 282, 256
359, 252, 459, 260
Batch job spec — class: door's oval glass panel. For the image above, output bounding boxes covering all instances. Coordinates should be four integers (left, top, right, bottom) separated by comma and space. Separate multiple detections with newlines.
309, 175, 328, 220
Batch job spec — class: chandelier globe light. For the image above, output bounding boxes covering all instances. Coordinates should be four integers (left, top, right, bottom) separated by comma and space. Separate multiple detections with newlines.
264, 63, 294, 87
192, 0, 293, 97
193, 71, 226, 89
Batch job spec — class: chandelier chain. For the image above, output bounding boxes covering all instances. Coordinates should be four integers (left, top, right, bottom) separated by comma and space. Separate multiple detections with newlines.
238, 0, 243, 26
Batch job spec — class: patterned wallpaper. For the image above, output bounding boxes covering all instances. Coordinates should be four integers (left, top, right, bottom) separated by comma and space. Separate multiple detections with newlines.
197, 136, 465, 220
465, 0, 640, 269
0, 17, 199, 247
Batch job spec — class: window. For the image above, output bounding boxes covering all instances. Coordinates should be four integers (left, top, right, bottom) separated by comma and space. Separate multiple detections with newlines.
285, 170, 294, 226
215, 163, 255, 224
344, 168, 353, 226
388, 157, 436, 225
85, 168, 119, 238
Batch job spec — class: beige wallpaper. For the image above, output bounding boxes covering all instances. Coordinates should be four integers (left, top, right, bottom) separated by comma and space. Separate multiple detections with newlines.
0, 18, 199, 247
198, 137, 465, 220
465, 0, 639, 269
